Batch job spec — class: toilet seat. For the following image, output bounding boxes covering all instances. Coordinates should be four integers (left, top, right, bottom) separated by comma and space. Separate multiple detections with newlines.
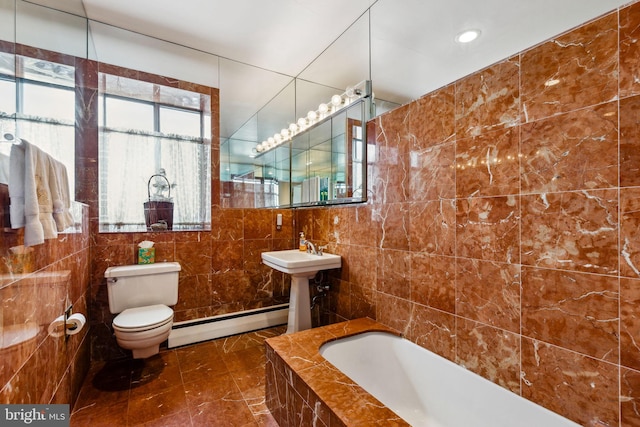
113, 304, 173, 332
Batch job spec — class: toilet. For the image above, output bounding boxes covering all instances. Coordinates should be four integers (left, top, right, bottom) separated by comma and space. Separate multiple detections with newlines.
104, 262, 181, 359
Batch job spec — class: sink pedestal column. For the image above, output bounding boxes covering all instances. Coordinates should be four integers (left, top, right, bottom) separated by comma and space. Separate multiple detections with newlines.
286, 274, 314, 334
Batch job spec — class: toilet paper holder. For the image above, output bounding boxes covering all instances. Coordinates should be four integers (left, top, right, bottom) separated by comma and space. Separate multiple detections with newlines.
48, 305, 86, 340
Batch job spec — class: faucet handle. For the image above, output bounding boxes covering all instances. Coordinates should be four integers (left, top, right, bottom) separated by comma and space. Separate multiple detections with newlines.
318, 244, 328, 255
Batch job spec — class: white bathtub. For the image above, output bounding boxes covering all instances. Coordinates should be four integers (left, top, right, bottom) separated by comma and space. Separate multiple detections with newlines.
320, 332, 580, 427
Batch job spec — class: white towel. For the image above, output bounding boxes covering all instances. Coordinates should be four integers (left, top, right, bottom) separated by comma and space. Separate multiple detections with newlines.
24, 141, 58, 246
9, 142, 26, 229
0, 152, 9, 185
9, 139, 69, 246
49, 156, 74, 232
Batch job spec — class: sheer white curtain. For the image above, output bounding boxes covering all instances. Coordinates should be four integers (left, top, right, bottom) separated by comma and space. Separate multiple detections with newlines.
99, 129, 210, 230
2, 116, 75, 196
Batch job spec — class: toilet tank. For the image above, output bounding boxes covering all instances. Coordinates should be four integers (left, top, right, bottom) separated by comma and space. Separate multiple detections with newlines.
104, 262, 181, 314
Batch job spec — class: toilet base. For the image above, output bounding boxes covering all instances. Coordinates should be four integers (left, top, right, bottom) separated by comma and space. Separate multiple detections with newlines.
113, 320, 172, 359
131, 345, 161, 359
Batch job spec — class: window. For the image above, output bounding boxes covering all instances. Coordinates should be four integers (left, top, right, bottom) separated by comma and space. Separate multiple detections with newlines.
98, 73, 211, 231
0, 54, 76, 199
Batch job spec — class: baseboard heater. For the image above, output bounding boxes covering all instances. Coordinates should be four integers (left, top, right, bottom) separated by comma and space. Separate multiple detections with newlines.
167, 303, 289, 348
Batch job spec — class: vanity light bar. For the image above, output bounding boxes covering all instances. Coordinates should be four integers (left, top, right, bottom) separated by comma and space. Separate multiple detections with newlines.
255, 81, 369, 155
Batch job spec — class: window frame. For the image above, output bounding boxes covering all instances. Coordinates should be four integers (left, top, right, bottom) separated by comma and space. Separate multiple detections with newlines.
97, 73, 212, 232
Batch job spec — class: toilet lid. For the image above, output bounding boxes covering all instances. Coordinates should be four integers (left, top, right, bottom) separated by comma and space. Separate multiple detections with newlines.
113, 304, 173, 330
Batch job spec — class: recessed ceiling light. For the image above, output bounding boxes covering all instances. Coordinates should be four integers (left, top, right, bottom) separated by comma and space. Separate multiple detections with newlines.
455, 29, 481, 44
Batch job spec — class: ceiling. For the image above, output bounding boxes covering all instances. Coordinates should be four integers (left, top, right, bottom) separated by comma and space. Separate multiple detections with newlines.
24, 0, 632, 146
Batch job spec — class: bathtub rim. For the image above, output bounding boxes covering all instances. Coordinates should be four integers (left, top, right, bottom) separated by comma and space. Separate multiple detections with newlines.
265, 317, 408, 426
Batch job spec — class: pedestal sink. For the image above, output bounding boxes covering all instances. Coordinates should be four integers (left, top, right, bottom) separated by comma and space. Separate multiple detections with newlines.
261, 249, 341, 334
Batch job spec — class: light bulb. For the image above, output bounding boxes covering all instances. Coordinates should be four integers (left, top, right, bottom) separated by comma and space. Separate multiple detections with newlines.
318, 103, 329, 114
331, 94, 342, 107
268, 137, 275, 145
297, 118, 307, 128
307, 110, 317, 121
345, 86, 355, 98
274, 134, 282, 143
289, 123, 298, 133
280, 128, 289, 138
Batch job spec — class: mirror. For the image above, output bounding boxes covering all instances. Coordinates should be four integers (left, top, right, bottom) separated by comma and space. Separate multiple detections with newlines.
224, 12, 382, 209
0, 0, 14, 234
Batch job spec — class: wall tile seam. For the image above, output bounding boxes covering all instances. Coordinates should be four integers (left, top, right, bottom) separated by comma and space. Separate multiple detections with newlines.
377, 291, 630, 376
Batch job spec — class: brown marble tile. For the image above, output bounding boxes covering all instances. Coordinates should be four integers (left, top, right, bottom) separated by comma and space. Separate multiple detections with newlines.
127, 383, 188, 425
410, 253, 455, 313
375, 293, 411, 335
409, 199, 456, 255
349, 283, 376, 320
378, 249, 411, 300
326, 207, 351, 246
347, 246, 378, 290
176, 341, 229, 384
522, 267, 618, 362
175, 274, 198, 311
456, 258, 520, 333
620, 1, 640, 98
521, 337, 619, 426
70, 398, 129, 426
175, 237, 212, 275
310, 207, 330, 243
210, 207, 244, 241
141, 410, 193, 427
621, 367, 640, 427
296, 361, 408, 426
129, 351, 183, 399
521, 102, 618, 193
377, 85, 455, 156
622, 277, 640, 371
184, 372, 242, 408
221, 345, 265, 375
456, 56, 520, 138
348, 204, 378, 247
456, 320, 520, 394
218, 327, 285, 353
408, 303, 456, 361
244, 209, 273, 240
521, 12, 618, 122
521, 189, 618, 275
189, 396, 257, 427
399, 85, 456, 153
376, 103, 409, 152
409, 141, 456, 202
372, 145, 410, 204
455, 195, 520, 264
456, 128, 519, 197
377, 202, 410, 250
210, 240, 243, 272
621, 187, 640, 279
621, 95, 640, 188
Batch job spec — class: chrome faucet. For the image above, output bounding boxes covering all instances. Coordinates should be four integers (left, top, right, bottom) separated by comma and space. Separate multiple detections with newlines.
306, 241, 318, 255
306, 241, 327, 256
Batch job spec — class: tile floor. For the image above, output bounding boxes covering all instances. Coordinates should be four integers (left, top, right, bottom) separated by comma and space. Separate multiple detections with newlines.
70, 326, 286, 426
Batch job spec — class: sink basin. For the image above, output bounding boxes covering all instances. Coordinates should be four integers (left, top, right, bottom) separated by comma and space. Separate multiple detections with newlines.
262, 249, 342, 334
261, 249, 341, 276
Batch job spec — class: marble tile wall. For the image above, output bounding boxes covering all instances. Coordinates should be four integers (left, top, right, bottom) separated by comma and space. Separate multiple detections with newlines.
298, 2, 640, 426
0, 45, 92, 410
0, 203, 90, 410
